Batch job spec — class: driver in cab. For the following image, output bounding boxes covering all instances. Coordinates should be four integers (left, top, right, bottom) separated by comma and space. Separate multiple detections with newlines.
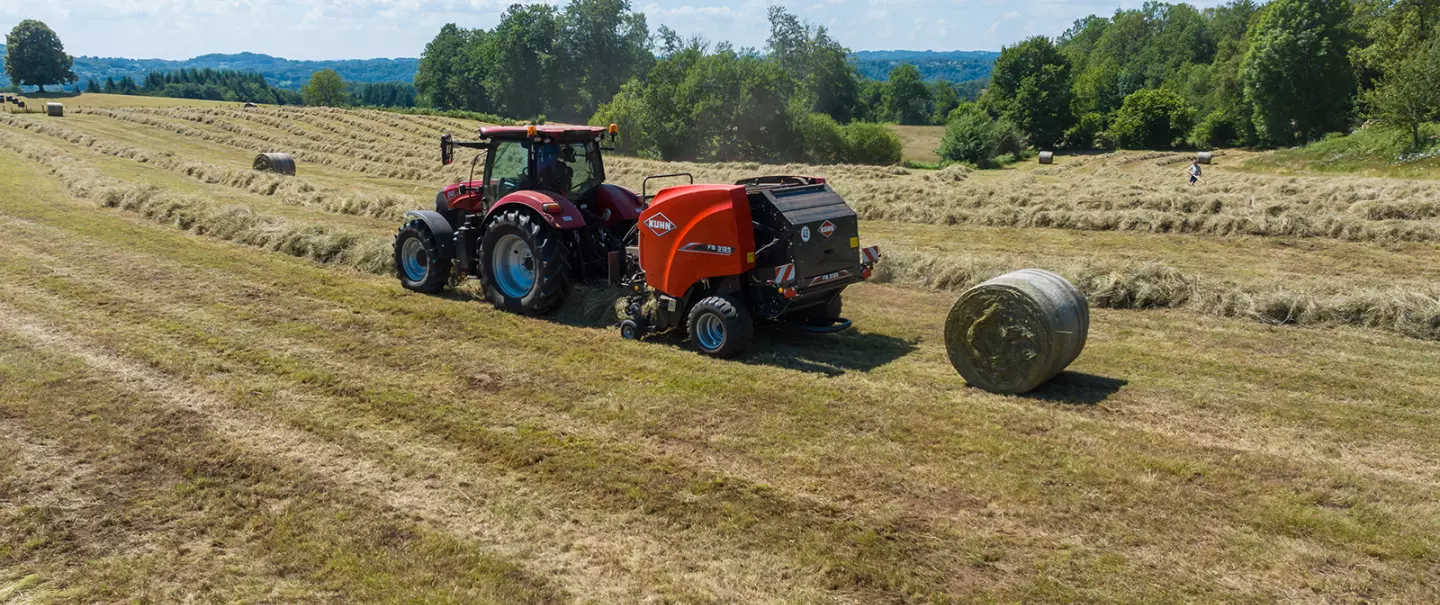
535, 144, 575, 196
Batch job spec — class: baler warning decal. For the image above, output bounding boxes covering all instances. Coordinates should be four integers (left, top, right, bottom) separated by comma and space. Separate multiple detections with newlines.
645, 213, 676, 237
819, 220, 836, 238
680, 243, 734, 255
862, 246, 881, 263
774, 264, 796, 284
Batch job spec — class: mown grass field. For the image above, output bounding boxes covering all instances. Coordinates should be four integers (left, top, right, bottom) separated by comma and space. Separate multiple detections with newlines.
2, 100, 1439, 603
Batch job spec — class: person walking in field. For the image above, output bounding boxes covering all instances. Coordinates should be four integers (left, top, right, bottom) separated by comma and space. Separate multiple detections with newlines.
1187, 159, 1203, 185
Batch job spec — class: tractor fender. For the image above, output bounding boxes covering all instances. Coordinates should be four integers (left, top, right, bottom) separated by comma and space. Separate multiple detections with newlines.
403, 210, 455, 260
593, 184, 643, 227
487, 190, 586, 230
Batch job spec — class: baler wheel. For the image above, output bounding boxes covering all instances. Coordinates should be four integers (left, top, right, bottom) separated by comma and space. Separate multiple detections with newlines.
393, 219, 451, 293
687, 295, 753, 359
620, 320, 641, 340
480, 210, 570, 315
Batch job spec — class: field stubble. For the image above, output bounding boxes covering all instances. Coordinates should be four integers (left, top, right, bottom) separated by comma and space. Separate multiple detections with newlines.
3, 106, 1440, 602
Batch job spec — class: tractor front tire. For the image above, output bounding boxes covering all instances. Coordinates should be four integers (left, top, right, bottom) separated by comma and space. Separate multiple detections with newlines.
394, 219, 451, 293
687, 295, 753, 359
479, 210, 570, 315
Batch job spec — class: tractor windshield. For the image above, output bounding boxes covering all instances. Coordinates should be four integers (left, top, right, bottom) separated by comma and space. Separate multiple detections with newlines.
534, 142, 602, 199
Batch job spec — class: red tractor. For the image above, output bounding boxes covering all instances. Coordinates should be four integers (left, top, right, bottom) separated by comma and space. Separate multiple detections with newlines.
394, 125, 881, 358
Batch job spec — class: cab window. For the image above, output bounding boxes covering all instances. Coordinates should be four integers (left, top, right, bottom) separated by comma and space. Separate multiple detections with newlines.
488, 141, 527, 200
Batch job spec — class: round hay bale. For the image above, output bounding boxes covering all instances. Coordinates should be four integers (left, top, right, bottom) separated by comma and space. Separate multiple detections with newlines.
244, 102, 257, 108
1038, 151, 1054, 164
46, 102, 64, 117
943, 269, 1089, 394
253, 152, 296, 176
1197, 151, 1212, 164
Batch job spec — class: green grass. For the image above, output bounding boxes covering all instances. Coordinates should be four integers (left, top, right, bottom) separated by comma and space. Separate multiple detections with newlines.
2, 104, 1439, 602
1242, 123, 1440, 178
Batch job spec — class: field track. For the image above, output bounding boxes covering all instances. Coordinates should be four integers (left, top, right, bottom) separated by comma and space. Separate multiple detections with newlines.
2, 100, 1439, 602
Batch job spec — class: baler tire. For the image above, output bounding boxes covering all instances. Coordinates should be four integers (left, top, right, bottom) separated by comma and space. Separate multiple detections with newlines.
687, 295, 753, 359
394, 220, 451, 293
480, 210, 570, 315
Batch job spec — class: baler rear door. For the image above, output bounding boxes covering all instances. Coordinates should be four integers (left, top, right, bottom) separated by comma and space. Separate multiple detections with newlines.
751, 184, 859, 279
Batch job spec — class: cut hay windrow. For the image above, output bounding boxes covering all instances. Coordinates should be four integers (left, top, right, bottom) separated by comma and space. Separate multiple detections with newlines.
0, 134, 391, 275
76, 107, 437, 180
604, 156, 1440, 242
165, 106, 439, 159
0, 114, 420, 221
121, 106, 438, 171
875, 247, 1440, 340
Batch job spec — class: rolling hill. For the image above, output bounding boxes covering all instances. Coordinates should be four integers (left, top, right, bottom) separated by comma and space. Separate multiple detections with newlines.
0, 46, 417, 90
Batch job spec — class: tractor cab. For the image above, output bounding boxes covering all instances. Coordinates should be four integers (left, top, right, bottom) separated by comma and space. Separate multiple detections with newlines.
442, 125, 616, 208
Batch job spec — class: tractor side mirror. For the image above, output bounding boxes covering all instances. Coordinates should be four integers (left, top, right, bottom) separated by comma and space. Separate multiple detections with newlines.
441, 133, 455, 166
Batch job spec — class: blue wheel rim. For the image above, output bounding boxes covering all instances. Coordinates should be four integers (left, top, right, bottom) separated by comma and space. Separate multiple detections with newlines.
401, 237, 428, 281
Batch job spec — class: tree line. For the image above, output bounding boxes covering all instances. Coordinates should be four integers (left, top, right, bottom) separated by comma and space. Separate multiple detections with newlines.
939, 0, 1440, 166
83, 68, 304, 105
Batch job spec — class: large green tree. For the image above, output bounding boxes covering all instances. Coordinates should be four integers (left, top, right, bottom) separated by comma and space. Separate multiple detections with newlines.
555, 0, 652, 121
986, 36, 1074, 148
414, 24, 490, 111
766, 7, 861, 122
483, 3, 562, 119
301, 69, 349, 106
4, 20, 76, 92
1365, 38, 1440, 147
882, 63, 931, 124
1241, 0, 1357, 144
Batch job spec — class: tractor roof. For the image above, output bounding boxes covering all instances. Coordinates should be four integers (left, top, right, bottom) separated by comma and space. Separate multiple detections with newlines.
480, 125, 608, 142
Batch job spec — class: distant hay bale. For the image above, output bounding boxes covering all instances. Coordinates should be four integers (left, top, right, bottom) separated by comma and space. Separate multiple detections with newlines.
46, 103, 64, 117
253, 152, 296, 176
1038, 151, 1054, 165
1197, 151, 1212, 164
944, 269, 1089, 394
244, 102, 257, 108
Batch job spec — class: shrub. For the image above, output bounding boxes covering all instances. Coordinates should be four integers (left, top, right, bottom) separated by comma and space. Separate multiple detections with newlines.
1111, 88, 1195, 149
1063, 112, 1107, 149
799, 113, 848, 164
841, 122, 903, 165
937, 104, 1013, 167
1191, 110, 1256, 149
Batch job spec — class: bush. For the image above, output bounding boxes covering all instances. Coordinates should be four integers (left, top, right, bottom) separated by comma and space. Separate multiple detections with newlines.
1062, 112, 1107, 149
1191, 110, 1256, 149
937, 104, 1013, 167
1111, 88, 1195, 149
841, 122, 903, 165
799, 113, 849, 164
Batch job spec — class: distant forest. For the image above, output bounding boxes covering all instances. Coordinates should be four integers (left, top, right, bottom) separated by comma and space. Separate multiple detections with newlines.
852, 50, 999, 83
0, 46, 994, 91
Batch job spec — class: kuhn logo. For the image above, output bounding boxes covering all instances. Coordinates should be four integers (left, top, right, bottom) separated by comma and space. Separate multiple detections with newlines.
645, 213, 676, 237
819, 220, 836, 238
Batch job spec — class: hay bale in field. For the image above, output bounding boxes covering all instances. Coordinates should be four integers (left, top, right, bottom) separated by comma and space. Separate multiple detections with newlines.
244, 102, 257, 108
253, 152, 296, 176
944, 269, 1089, 394
46, 103, 64, 117
1038, 151, 1054, 164
1197, 151, 1212, 164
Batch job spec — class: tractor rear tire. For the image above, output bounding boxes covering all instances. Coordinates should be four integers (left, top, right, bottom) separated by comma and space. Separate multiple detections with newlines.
687, 295, 753, 359
394, 219, 451, 293
480, 209, 570, 315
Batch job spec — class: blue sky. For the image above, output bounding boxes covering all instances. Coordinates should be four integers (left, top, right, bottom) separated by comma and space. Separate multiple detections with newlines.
1, 0, 1228, 61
